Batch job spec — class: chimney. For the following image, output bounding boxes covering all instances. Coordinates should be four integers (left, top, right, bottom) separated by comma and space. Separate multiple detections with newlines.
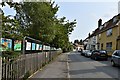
88, 33, 90, 37
98, 19, 102, 28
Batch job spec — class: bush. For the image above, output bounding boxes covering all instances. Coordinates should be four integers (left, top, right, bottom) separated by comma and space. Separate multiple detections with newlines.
2, 51, 21, 63
2, 51, 20, 58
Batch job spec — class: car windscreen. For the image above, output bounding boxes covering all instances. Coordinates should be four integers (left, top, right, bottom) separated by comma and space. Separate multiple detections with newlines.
86, 51, 91, 52
99, 51, 106, 53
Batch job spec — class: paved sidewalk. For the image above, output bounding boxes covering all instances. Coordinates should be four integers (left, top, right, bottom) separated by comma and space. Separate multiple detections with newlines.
29, 53, 68, 79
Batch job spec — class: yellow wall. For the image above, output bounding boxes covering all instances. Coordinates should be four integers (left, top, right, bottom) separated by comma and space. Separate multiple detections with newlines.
117, 23, 120, 49
97, 26, 118, 56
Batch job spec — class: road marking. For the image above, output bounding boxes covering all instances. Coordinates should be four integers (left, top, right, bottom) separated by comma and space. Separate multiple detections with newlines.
67, 54, 70, 80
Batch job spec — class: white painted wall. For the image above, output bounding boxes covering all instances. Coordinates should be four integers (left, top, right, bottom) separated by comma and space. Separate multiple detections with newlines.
86, 36, 97, 50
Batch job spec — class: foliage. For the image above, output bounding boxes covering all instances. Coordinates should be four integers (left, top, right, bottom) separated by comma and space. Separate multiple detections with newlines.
1, 9, 23, 40
74, 39, 83, 45
2, 51, 21, 63
1, 1, 77, 52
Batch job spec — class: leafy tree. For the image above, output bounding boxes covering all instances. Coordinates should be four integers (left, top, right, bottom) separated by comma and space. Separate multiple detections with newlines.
1, 9, 23, 40
74, 39, 79, 44
79, 39, 83, 45
1, 1, 77, 52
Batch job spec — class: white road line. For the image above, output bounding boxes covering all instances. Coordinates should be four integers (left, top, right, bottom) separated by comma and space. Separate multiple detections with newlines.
67, 54, 70, 80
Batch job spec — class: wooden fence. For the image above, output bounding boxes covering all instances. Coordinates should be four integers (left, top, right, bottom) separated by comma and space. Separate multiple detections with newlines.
2, 50, 62, 80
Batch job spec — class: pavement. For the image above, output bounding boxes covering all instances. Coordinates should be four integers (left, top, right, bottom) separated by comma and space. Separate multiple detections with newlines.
28, 51, 120, 80
29, 53, 68, 79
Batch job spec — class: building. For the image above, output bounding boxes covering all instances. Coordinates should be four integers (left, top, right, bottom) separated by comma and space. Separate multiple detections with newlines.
84, 29, 98, 50
117, 20, 120, 49
97, 14, 120, 56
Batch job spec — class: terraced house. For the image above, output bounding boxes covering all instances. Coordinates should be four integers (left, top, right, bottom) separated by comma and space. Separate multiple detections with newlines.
97, 14, 120, 56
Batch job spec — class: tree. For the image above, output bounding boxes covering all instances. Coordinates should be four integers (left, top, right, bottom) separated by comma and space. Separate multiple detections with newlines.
79, 39, 83, 45
1, 1, 77, 52
1, 9, 23, 40
74, 39, 79, 44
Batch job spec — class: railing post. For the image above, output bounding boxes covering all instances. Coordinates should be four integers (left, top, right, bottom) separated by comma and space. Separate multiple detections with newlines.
23, 36, 26, 55
23, 36, 26, 76
0, 56, 2, 80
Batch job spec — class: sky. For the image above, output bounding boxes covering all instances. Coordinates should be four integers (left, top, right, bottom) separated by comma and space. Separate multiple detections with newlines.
1, 0, 120, 42
55, 1, 119, 42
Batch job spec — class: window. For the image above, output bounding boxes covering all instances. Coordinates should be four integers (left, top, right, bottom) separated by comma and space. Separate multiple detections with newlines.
106, 42, 112, 50
99, 34, 101, 39
113, 51, 119, 56
113, 17, 117, 23
106, 29, 112, 36
100, 25, 103, 30
101, 43, 103, 50
104, 23, 107, 27
117, 51, 120, 56
97, 43, 100, 50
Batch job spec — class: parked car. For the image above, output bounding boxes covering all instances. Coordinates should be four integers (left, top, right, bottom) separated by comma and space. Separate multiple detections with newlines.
84, 50, 92, 57
81, 50, 86, 56
91, 50, 108, 61
111, 50, 120, 67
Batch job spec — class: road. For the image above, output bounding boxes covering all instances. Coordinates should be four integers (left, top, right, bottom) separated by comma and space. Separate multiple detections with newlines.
29, 51, 120, 80
68, 51, 120, 79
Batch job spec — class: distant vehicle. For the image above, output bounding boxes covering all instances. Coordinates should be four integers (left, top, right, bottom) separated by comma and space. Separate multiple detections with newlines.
111, 50, 120, 67
78, 49, 82, 53
84, 50, 92, 57
91, 50, 108, 61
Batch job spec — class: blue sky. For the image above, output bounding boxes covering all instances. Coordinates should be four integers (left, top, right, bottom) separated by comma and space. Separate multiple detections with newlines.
55, 2, 118, 42
1, 1, 119, 42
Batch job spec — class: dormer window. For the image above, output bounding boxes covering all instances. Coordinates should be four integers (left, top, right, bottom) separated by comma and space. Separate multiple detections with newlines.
113, 17, 118, 23
100, 25, 103, 30
104, 23, 107, 27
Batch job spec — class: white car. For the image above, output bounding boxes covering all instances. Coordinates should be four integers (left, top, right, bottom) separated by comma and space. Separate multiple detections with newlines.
111, 50, 120, 67
84, 50, 92, 57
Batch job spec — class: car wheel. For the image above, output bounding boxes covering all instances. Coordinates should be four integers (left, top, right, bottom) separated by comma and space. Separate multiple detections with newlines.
111, 60, 116, 67
91, 56, 93, 59
94, 57, 97, 61
105, 58, 108, 61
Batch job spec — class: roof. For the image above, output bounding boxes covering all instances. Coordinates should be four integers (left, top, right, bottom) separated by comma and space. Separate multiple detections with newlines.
85, 13, 120, 40
98, 13, 120, 34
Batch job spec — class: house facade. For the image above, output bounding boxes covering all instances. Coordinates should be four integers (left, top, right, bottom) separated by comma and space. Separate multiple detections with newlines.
116, 20, 120, 49
85, 30, 98, 50
97, 14, 120, 56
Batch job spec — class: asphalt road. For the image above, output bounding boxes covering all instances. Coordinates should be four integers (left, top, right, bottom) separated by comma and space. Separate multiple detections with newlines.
68, 51, 120, 79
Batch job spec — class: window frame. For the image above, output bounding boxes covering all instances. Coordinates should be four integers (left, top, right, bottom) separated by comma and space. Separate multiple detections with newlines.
106, 28, 112, 37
